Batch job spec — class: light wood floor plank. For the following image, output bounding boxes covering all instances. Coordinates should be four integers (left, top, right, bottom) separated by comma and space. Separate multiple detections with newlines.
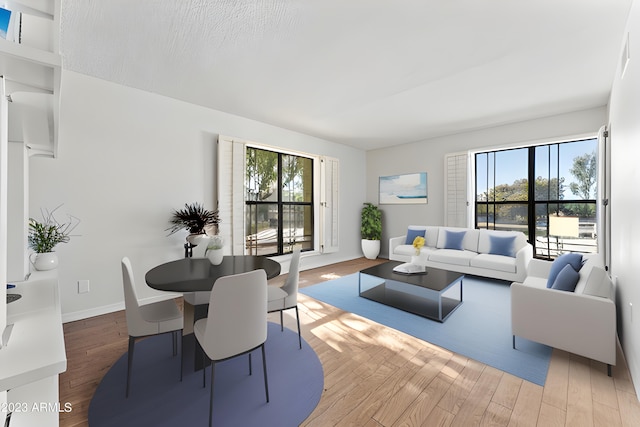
58, 257, 640, 427
508, 380, 543, 427
491, 374, 522, 411
537, 401, 566, 427
566, 355, 594, 426
392, 373, 454, 427
542, 349, 570, 411
450, 365, 503, 427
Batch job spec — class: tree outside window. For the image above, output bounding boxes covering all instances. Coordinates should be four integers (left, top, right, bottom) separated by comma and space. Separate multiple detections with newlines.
245, 147, 313, 256
475, 138, 598, 259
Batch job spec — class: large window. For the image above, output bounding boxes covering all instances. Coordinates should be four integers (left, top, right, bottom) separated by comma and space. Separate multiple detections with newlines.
475, 138, 598, 259
245, 147, 314, 256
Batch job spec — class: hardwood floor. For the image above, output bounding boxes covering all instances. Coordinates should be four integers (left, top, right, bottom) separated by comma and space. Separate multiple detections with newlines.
59, 257, 640, 426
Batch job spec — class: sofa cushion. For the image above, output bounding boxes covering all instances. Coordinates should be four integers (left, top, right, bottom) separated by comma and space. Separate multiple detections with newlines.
436, 227, 480, 252
424, 226, 440, 248
394, 244, 437, 258
428, 249, 476, 266
405, 227, 426, 245
470, 254, 517, 273
478, 229, 519, 250
551, 264, 580, 292
442, 230, 466, 250
546, 253, 583, 288
488, 235, 516, 257
583, 267, 613, 299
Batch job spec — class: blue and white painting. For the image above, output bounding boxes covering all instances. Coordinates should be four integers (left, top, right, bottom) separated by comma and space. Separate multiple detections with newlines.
379, 172, 428, 204
0, 8, 11, 40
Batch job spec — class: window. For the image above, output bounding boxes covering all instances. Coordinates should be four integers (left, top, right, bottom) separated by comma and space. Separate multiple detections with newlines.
475, 138, 598, 259
245, 147, 314, 256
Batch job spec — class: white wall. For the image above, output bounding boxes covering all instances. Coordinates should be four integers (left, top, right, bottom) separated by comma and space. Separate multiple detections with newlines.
29, 71, 367, 322
609, 0, 640, 398
367, 106, 606, 257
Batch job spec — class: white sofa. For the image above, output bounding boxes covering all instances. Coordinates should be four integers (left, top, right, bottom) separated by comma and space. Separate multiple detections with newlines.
389, 226, 532, 282
511, 254, 616, 375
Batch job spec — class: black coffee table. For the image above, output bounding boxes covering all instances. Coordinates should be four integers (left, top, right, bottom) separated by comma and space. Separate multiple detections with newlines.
359, 261, 464, 322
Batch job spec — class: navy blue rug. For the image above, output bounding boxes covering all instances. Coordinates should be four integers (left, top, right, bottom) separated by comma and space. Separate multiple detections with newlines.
301, 273, 551, 386
89, 322, 323, 427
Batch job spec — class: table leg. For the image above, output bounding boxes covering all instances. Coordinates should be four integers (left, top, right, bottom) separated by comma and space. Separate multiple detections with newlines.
183, 300, 210, 370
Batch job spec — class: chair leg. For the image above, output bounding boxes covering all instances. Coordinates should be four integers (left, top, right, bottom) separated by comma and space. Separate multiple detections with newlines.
209, 361, 215, 427
178, 330, 183, 382
172, 331, 177, 356
249, 353, 252, 375
295, 305, 302, 349
261, 343, 269, 403
279, 310, 284, 331
608, 364, 612, 377
202, 345, 207, 388
512, 335, 516, 349
126, 336, 135, 398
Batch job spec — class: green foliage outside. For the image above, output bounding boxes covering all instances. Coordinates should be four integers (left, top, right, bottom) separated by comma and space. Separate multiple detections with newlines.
476, 151, 597, 224
246, 148, 278, 201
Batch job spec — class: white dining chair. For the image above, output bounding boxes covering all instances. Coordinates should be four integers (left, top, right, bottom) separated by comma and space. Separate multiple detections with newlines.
194, 269, 269, 427
121, 257, 184, 398
267, 246, 302, 349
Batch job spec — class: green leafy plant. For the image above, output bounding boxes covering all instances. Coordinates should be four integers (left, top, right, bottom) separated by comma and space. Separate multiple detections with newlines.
167, 202, 220, 235
28, 206, 80, 253
361, 203, 382, 240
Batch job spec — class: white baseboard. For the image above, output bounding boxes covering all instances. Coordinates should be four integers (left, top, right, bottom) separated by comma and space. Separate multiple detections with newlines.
61, 293, 183, 324
62, 302, 125, 323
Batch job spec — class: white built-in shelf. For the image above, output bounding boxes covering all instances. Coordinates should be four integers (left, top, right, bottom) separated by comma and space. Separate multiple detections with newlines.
1, 0, 60, 157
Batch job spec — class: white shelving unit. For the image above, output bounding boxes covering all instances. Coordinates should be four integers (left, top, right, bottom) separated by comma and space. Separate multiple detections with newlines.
1, 0, 61, 158
1, 2, 64, 426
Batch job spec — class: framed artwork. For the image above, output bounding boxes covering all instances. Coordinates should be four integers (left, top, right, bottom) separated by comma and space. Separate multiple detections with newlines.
379, 172, 428, 204
0, 8, 11, 40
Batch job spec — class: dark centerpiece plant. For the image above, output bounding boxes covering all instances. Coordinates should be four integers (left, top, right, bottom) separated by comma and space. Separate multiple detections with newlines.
167, 202, 220, 236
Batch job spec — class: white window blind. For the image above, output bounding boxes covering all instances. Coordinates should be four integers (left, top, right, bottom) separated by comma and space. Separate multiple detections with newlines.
444, 152, 469, 228
320, 156, 339, 253
217, 136, 246, 255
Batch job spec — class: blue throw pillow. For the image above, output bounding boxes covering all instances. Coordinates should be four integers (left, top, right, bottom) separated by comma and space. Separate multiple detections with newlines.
551, 264, 580, 292
488, 235, 516, 257
444, 230, 466, 250
405, 228, 426, 245
546, 253, 583, 288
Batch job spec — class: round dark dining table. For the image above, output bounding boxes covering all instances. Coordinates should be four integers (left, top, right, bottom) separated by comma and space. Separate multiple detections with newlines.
145, 255, 282, 292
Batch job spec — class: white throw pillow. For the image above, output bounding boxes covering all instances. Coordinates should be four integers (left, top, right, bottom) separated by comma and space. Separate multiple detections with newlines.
582, 267, 613, 298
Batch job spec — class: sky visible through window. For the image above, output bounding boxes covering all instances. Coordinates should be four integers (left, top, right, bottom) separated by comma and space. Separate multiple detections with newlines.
478, 138, 597, 199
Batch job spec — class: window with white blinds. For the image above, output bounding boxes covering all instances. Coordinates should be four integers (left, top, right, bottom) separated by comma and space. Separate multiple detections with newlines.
217, 135, 339, 255
444, 152, 469, 228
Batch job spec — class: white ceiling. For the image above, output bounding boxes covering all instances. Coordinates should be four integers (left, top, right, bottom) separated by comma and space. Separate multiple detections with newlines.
59, 0, 632, 150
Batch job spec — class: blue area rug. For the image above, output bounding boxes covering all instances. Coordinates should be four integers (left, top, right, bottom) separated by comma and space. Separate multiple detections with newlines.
89, 322, 323, 427
301, 273, 551, 386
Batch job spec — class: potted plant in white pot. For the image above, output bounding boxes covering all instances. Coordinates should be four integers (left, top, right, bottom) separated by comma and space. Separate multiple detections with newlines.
205, 235, 224, 265
28, 207, 80, 271
361, 202, 382, 260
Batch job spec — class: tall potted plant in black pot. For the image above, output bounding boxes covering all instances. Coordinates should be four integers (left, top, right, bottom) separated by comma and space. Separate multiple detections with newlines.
361, 202, 382, 259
